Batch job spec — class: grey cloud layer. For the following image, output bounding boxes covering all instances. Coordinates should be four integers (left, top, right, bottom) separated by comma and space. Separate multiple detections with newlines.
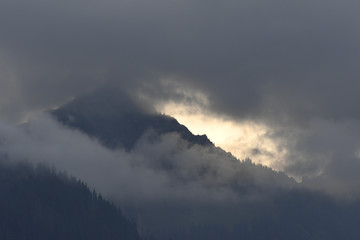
0, 115, 236, 203
2, 0, 360, 122
0, 114, 296, 209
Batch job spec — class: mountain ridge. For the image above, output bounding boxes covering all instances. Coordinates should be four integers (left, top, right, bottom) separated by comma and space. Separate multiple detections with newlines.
52, 88, 213, 150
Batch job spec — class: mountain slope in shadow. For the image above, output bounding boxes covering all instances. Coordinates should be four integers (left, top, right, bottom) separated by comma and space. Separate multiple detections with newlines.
52, 87, 212, 150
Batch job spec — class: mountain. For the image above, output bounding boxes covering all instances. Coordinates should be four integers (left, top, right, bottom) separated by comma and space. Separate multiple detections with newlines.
0, 160, 143, 240
51, 88, 295, 204
52, 87, 212, 150
51, 87, 295, 189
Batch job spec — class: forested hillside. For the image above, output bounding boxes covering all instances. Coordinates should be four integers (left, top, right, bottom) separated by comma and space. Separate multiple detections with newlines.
0, 161, 142, 240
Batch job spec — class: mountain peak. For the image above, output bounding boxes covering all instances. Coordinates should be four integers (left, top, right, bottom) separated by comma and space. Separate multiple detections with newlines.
52, 87, 213, 150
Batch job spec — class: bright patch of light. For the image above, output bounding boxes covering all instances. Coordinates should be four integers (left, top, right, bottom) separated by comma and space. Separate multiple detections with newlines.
137, 78, 287, 171
156, 101, 287, 170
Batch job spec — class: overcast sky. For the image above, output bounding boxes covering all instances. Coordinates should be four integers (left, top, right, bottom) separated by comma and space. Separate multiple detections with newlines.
1, 0, 360, 185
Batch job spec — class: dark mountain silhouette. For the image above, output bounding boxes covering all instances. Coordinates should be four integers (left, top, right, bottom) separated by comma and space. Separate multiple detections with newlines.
0, 160, 143, 240
52, 87, 212, 150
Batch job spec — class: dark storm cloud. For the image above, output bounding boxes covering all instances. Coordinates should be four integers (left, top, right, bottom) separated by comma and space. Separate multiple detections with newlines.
1, 0, 360, 190
2, 0, 360, 122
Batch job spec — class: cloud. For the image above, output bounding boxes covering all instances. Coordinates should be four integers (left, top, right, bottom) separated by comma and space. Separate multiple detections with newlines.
278, 119, 360, 195
0, 114, 287, 203
0, 113, 296, 237
1, 0, 360, 122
